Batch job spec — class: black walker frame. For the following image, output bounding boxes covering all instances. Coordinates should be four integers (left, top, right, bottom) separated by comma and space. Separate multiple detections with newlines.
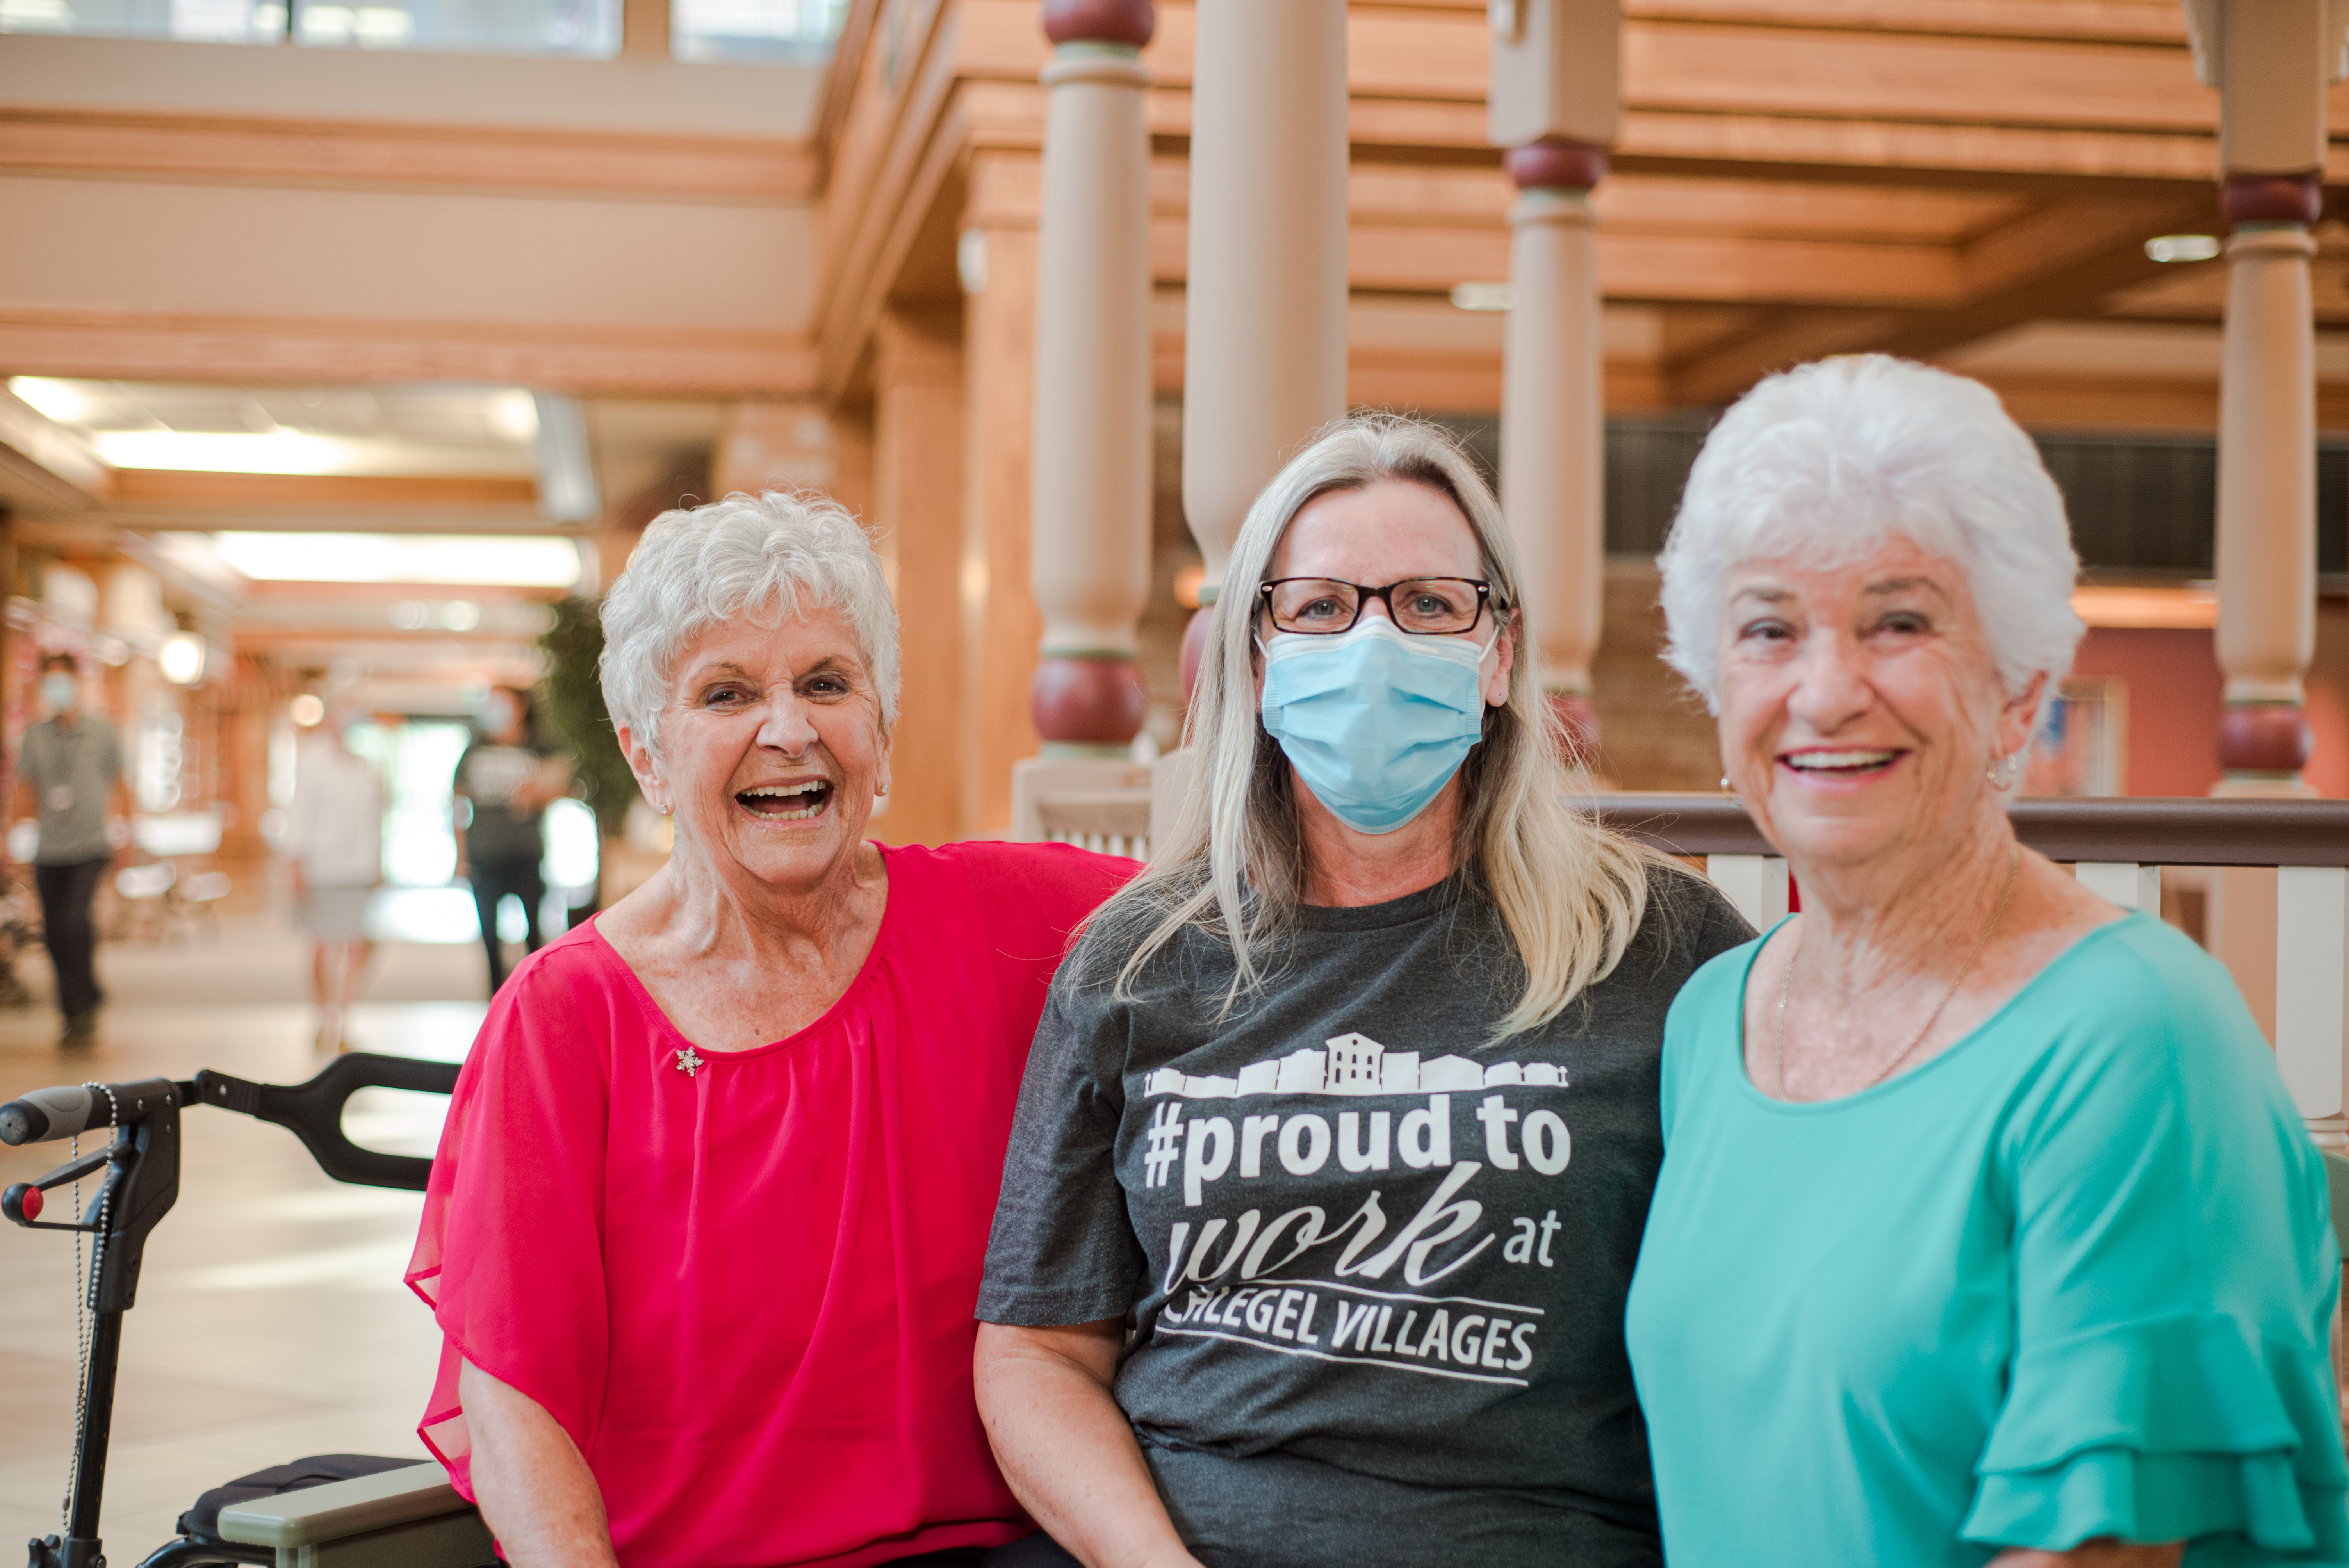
1, 1053, 458, 1568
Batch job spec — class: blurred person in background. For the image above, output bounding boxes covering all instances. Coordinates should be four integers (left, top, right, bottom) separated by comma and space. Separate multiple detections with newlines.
456, 685, 570, 996
283, 702, 385, 1053
12, 652, 128, 1046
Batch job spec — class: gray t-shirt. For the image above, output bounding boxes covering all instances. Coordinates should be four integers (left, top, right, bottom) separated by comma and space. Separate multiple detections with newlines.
456, 740, 545, 865
18, 715, 122, 865
978, 864, 1752, 1568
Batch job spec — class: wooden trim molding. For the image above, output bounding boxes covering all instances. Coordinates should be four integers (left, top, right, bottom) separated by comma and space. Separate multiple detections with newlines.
0, 307, 819, 396
0, 109, 816, 204
1584, 792, 2349, 866
107, 469, 540, 512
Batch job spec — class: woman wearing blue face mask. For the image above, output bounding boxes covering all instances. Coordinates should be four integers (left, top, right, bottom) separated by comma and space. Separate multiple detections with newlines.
972, 413, 1754, 1568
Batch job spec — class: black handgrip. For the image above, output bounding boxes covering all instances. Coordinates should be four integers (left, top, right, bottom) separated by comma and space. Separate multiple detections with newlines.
193, 1054, 459, 1192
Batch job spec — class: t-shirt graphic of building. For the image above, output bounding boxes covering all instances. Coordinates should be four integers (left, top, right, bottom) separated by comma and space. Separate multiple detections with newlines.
1145, 1032, 1567, 1101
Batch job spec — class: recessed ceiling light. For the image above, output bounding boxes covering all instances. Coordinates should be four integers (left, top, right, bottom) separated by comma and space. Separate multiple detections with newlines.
7, 377, 94, 423
1450, 281, 1514, 312
2144, 235, 2221, 264
211, 533, 582, 588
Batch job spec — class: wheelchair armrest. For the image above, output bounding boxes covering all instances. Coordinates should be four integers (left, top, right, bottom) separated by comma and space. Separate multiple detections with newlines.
216, 1461, 483, 1548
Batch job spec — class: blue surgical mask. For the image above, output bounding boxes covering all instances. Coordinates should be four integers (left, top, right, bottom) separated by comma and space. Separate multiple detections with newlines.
1259, 617, 1496, 835
39, 673, 76, 713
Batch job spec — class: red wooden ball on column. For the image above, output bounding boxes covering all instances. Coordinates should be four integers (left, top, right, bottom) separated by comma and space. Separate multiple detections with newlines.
1505, 139, 1608, 193
1033, 657, 1150, 745
1041, 0, 1153, 46
1545, 693, 1599, 769
2218, 704, 2312, 775
1178, 605, 1215, 707
2220, 175, 2322, 228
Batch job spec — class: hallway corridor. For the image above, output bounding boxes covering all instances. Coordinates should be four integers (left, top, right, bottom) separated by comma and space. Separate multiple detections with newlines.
0, 912, 484, 1556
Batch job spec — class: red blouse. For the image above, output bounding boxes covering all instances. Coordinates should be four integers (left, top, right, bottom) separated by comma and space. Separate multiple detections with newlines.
405, 841, 1135, 1568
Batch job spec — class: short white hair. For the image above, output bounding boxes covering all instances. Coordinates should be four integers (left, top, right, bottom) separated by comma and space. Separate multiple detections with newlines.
598, 490, 899, 756
1658, 355, 2084, 712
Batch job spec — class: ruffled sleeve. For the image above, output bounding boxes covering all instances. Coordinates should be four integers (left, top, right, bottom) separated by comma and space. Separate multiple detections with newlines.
1959, 938, 2349, 1559
405, 941, 614, 1497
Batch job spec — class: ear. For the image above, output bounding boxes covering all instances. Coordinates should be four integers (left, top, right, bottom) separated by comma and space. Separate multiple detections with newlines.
1995, 670, 2048, 763
1483, 608, 1518, 708
616, 723, 668, 814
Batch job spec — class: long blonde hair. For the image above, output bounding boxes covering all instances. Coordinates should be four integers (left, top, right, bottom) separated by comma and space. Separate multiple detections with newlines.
1103, 412, 1658, 1041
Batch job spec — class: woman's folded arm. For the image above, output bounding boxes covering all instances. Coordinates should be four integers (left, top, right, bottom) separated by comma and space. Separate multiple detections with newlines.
460, 1358, 621, 1568
974, 1320, 1201, 1568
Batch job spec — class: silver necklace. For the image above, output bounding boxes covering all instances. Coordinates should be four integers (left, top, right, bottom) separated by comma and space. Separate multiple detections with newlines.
1773, 845, 2020, 1099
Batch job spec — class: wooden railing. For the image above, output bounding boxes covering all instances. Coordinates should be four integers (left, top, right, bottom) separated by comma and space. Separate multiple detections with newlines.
1010, 770, 2349, 1146
1584, 794, 2349, 1151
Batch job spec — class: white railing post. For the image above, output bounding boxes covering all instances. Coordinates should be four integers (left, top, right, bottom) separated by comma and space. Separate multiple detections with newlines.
2275, 864, 2349, 1150
1707, 854, 1789, 930
2075, 862, 2162, 911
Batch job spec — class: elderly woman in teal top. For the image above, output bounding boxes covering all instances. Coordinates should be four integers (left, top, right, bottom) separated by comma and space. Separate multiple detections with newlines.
1623, 354, 2348, 1568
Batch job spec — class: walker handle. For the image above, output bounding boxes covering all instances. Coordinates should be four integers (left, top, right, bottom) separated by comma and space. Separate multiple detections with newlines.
192, 1054, 460, 1192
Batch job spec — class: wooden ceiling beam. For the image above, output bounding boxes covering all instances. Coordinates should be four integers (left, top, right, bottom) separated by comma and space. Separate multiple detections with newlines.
106, 470, 540, 513
0, 307, 817, 396
1665, 309, 1907, 406
1871, 195, 2217, 362
0, 109, 814, 203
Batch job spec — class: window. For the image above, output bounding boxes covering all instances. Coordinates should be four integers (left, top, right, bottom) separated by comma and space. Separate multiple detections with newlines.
672, 0, 843, 63
291, 0, 615, 55
4, 0, 619, 54
0, 0, 849, 59
0, 0, 283, 44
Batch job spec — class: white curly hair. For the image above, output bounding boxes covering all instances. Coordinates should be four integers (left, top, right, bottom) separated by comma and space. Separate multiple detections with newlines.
1658, 355, 2084, 716
598, 490, 899, 756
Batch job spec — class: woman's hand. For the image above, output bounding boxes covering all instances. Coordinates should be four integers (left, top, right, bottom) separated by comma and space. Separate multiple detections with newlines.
458, 1359, 621, 1568
974, 1321, 1204, 1568
1990, 1540, 2183, 1567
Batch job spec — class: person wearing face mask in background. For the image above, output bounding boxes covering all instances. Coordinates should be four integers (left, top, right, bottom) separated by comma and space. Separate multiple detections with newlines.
454, 686, 570, 996
11, 652, 129, 1046
282, 702, 385, 1052
973, 415, 1754, 1568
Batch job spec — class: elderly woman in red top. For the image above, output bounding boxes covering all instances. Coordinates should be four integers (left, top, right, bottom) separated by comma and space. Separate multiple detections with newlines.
405, 492, 1132, 1568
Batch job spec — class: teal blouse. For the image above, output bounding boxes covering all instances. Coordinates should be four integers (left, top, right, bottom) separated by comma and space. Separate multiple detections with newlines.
1625, 912, 2349, 1565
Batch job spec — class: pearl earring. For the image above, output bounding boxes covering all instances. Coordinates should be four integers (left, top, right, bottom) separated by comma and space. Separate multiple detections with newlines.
1987, 753, 2021, 790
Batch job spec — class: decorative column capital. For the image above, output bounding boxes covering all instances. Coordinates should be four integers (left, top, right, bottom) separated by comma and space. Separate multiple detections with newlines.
1042, 0, 1153, 46
2221, 173, 2322, 227
1505, 137, 1607, 193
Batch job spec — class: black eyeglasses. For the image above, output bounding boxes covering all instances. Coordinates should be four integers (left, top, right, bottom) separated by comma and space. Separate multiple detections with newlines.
1258, 577, 1494, 636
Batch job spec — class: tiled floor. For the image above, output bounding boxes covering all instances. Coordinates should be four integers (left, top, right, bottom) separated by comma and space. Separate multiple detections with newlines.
0, 914, 489, 1560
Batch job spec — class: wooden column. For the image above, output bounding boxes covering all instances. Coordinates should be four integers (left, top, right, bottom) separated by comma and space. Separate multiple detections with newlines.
2193, 0, 2335, 795
1028, 0, 1155, 756
1493, 0, 1619, 768
1178, 0, 1349, 677
873, 309, 965, 845
961, 153, 1045, 835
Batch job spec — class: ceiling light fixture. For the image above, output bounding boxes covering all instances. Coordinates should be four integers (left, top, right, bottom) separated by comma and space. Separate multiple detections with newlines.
2144, 235, 2221, 264
89, 429, 364, 475
7, 377, 94, 423
210, 533, 583, 588
1450, 281, 1514, 312
158, 632, 207, 686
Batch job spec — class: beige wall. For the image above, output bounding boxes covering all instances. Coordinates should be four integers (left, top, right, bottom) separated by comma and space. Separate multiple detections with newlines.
0, 32, 823, 137
0, 177, 816, 331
